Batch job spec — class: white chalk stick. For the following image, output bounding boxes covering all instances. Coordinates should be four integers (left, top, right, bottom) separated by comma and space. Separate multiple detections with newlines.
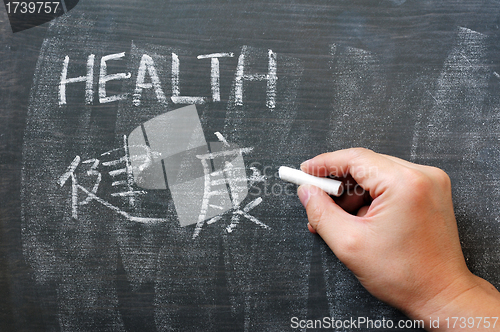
278, 166, 343, 197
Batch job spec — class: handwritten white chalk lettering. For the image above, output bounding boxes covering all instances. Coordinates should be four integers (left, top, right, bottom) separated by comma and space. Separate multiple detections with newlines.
197, 53, 235, 102
79, 158, 102, 206
192, 132, 268, 239
98, 52, 132, 104
58, 142, 158, 223
58, 131, 268, 238
235, 47, 277, 109
171, 52, 206, 104
58, 46, 278, 107
59, 54, 95, 105
133, 54, 167, 106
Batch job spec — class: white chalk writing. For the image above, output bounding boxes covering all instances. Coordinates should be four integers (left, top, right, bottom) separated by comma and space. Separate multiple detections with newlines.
58, 133, 267, 238
58, 46, 277, 108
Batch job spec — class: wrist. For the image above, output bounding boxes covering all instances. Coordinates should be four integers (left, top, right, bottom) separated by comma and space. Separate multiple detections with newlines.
408, 273, 500, 331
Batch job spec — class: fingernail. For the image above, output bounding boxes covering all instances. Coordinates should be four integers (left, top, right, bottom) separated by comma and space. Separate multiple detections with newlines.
300, 159, 311, 171
307, 223, 317, 234
297, 185, 310, 207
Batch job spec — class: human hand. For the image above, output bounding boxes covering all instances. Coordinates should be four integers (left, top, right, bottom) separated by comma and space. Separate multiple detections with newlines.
298, 148, 500, 331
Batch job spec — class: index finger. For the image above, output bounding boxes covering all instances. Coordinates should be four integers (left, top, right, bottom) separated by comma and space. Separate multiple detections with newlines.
300, 148, 400, 199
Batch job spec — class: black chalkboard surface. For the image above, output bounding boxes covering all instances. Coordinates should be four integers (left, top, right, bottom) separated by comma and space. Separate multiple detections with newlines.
2, 1, 500, 331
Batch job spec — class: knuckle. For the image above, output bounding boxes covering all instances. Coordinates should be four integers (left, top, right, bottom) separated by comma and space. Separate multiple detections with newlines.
347, 148, 374, 177
398, 169, 434, 205
429, 166, 451, 189
307, 203, 328, 233
336, 232, 364, 258
401, 166, 452, 202
404, 168, 433, 193
348, 147, 373, 161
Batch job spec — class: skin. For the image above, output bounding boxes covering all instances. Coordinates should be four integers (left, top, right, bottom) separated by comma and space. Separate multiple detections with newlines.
297, 148, 500, 331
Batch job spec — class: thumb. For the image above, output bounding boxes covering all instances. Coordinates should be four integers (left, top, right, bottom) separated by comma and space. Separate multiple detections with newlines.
298, 184, 356, 250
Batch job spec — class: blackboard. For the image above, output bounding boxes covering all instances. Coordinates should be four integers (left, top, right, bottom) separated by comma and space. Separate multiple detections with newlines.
2, 1, 500, 331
